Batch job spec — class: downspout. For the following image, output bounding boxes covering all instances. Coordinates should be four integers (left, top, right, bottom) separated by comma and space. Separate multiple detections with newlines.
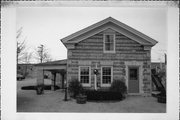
95, 63, 97, 90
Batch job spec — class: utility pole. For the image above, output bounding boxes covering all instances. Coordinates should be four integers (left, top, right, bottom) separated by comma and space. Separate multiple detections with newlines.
165, 53, 167, 66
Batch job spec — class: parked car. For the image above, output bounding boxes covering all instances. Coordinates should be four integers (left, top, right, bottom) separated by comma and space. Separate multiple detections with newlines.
17, 74, 25, 81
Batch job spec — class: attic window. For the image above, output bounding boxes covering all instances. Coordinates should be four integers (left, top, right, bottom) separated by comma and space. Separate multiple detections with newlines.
103, 34, 115, 53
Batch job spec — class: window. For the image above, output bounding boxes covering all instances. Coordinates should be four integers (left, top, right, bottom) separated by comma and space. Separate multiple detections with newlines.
79, 66, 91, 86
129, 68, 138, 80
101, 66, 113, 86
104, 34, 115, 52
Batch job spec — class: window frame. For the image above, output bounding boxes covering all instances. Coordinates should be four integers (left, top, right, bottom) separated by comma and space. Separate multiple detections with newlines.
101, 66, 113, 87
103, 33, 116, 53
79, 66, 91, 87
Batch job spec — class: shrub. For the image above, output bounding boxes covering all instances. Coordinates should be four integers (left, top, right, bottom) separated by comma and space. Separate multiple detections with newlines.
68, 79, 84, 98
84, 90, 122, 101
109, 80, 127, 98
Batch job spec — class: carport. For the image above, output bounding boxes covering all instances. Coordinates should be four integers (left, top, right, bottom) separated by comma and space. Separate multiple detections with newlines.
35, 59, 67, 91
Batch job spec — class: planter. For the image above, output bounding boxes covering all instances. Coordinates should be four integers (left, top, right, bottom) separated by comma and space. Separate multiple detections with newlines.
36, 85, 44, 95
76, 95, 87, 104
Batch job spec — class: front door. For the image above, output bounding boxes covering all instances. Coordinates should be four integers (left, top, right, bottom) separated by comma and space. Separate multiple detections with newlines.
128, 67, 139, 93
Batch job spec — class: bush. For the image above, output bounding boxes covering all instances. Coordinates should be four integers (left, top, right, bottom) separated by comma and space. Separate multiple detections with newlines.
109, 80, 127, 98
68, 79, 84, 98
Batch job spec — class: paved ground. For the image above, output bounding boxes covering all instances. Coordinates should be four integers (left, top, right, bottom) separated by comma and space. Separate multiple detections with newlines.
17, 78, 166, 113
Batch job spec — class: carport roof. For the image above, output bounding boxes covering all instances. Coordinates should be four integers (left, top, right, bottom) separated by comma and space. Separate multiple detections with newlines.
35, 59, 67, 66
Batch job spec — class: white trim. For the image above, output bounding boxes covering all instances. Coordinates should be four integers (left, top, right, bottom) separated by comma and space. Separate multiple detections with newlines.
103, 33, 116, 53
66, 43, 75, 49
101, 66, 113, 87
61, 17, 158, 45
78, 66, 91, 87
64, 25, 152, 46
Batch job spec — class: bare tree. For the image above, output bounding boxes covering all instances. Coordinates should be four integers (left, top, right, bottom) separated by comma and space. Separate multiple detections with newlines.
17, 27, 27, 64
35, 44, 52, 63
23, 52, 33, 64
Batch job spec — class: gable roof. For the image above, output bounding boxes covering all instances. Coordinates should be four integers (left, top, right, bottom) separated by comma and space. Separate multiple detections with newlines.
61, 17, 158, 46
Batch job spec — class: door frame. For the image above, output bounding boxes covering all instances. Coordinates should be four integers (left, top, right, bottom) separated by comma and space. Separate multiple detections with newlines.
128, 66, 140, 94
125, 61, 143, 95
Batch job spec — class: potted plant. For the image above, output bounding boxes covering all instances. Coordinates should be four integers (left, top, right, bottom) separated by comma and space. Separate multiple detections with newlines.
36, 84, 44, 95
76, 93, 87, 104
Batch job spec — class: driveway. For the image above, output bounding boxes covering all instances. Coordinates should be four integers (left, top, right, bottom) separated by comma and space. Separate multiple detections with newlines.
17, 79, 166, 113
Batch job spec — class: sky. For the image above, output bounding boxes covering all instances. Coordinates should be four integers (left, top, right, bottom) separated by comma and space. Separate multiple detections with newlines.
16, 7, 167, 63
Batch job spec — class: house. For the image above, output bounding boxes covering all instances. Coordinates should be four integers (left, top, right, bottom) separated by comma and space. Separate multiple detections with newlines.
36, 17, 158, 96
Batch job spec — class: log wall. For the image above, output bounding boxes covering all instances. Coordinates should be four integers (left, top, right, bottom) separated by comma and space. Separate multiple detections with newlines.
67, 30, 151, 95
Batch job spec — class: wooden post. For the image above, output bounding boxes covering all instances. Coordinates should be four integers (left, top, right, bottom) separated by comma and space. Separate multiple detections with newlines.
62, 73, 64, 89
53, 73, 56, 91
64, 73, 68, 101
165, 53, 167, 66
51, 72, 56, 91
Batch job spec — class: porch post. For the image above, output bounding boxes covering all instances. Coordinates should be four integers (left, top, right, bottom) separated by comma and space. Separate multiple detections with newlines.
36, 68, 44, 86
36, 68, 44, 94
62, 73, 64, 89
51, 72, 56, 91
64, 71, 68, 101
53, 73, 56, 91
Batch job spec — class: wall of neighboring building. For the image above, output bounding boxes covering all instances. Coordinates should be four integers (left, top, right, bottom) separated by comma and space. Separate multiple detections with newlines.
17, 64, 37, 78
67, 29, 152, 95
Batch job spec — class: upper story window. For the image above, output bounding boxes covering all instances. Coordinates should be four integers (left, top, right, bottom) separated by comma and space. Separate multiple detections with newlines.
79, 66, 91, 87
103, 34, 115, 53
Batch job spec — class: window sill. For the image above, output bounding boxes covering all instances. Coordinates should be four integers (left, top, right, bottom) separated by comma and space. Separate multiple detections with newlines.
103, 51, 116, 53
82, 84, 91, 87
101, 84, 111, 87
